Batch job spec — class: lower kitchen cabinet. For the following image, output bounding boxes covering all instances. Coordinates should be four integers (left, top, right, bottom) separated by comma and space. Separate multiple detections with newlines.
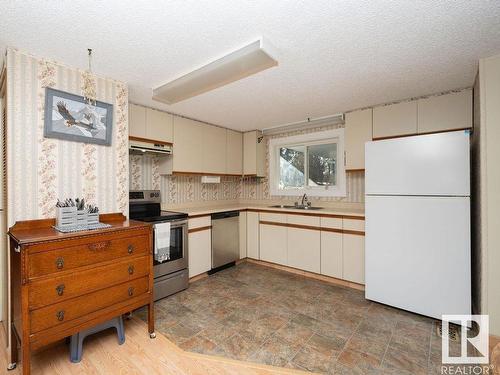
260, 223, 287, 265
188, 228, 211, 278
288, 227, 320, 273
342, 233, 365, 284
320, 230, 343, 279
247, 211, 260, 259
239, 211, 247, 259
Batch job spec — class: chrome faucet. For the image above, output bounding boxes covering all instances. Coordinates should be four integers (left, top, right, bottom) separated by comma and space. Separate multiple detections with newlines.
301, 193, 308, 206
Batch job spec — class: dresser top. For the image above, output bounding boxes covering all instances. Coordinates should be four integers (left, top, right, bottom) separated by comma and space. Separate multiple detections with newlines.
8, 213, 151, 246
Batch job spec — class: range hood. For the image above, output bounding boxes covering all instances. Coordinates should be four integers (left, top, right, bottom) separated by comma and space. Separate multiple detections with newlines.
129, 139, 172, 156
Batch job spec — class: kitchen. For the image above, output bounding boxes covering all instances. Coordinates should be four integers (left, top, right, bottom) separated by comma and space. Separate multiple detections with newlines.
1, 2, 500, 375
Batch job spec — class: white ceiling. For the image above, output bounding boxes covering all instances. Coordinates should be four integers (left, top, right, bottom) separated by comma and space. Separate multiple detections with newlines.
2, 1, 500, 131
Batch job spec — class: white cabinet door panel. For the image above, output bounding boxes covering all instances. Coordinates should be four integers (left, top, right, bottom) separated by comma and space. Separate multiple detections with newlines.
239, 211, 247, 259
247, 212, 260, 259
287, 228, 320, 273
343, 234, 365, 284
345, 108, 372, 170
321, 231, 343, 279
226, 130, 243, 175
129, 103, 146, 138
188, 229, 211, 278
146, 108, 173, 143
417, 90, 472, 134
260, 223, 287, 265
373, 101, 417, 139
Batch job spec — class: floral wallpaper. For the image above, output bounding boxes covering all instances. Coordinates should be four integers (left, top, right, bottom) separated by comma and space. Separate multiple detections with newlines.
6, 48, 129, 225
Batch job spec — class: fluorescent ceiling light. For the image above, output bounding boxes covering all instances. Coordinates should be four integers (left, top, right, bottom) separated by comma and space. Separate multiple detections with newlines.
153, 39, 278, 104
262, 114, 345, 135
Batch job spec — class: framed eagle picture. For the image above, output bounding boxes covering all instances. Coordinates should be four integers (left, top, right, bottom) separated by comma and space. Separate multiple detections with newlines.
44, 87, 113, 145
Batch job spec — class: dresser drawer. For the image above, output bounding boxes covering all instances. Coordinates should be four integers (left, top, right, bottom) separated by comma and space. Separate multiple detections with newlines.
29, 255, 150, 309
30, 276, 149, 333
28, 235, 150, 278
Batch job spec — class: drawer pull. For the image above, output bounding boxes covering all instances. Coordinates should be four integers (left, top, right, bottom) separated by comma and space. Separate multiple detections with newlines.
56, 310, 65, 321
88, 241, 111, 251
128, 287, 134, 297
56, 284, 65, 296
128, 244, 134, 254
128, 265, 134, 275
55, 257, 64, 270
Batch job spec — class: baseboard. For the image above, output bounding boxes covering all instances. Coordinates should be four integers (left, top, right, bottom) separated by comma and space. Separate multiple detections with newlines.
245, 258, 365, 291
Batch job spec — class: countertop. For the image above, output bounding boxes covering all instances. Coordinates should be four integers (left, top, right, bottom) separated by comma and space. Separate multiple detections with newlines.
165, 204, 365, 219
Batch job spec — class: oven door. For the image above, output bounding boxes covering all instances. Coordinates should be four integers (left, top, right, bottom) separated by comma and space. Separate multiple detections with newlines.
153, 219, 188, 278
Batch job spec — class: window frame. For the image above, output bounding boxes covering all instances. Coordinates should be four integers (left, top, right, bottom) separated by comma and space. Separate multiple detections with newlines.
269, 129, 346, 197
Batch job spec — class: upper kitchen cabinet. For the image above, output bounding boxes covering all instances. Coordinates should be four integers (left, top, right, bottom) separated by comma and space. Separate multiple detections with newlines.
129, 103, 173, 144
145, 108, 173, 143
172, 116, 204, 173
243, 130, 266, 177
345, 108, 372, 170
373, 101, 417, 139
417, 90, 472, 134
129, 103, 146, 138
226, 129, 243, 175
202, 125, 227, 174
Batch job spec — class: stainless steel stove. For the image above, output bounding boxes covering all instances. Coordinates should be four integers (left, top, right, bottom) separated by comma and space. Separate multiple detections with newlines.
129, 190, 189, 301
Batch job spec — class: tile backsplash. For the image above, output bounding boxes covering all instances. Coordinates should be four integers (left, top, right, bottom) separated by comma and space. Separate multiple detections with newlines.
129, 155, 364, 205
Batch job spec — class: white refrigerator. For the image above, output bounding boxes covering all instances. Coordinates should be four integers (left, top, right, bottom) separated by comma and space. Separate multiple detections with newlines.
365, 130, 471, 320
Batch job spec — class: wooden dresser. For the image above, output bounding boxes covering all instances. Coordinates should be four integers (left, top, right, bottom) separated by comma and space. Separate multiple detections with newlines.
7, 213, 154, 375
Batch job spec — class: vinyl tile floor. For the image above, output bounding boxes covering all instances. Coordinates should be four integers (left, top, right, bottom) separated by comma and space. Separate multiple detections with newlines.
136, 262, 471, 374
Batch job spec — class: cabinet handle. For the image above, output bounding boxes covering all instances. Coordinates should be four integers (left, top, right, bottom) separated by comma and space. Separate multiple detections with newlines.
56, 310, 65, 321
128, 244, 134, 254
55, 257, 64, 270
128, 265, 134, 275
128, 287, 134, 297
88, 241, 111, 251
56, 284, 65, 296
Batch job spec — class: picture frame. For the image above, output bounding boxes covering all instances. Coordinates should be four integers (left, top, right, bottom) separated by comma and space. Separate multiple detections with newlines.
44, 87, 113, 145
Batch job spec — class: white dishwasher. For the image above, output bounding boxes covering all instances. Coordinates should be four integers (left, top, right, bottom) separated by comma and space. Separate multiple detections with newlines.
209, 211, 240, 274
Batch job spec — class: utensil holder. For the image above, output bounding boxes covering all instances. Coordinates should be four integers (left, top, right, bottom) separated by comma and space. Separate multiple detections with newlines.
87, 213, 99, 225
76, 210, 88, 226
55, 207, 77, 228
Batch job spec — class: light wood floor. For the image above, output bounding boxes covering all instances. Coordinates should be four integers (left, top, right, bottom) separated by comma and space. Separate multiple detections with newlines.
1, 318, 312, 375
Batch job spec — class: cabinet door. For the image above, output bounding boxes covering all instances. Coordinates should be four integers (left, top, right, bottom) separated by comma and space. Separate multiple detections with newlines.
373, 101, 417, 139
345, 108, 372, 170
321, 231, 343, 279
226, 130, 243, 175
243, 131, 256, 175
239, 211, 247, 259
129, 103, 146, 138
146, 108, 173, 143
243, 131, 265, 176
202, 125, 227, 174
188, 229, 211, 278
288, 228, 320, 273
417, 90, 472, 134
343, 234, 365, 284
260, 223, 287, 265
173, 117, 204, 173
247, 212, 260, 259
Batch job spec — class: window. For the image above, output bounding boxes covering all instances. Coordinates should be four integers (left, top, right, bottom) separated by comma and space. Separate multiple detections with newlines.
269, 129, 346, 197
